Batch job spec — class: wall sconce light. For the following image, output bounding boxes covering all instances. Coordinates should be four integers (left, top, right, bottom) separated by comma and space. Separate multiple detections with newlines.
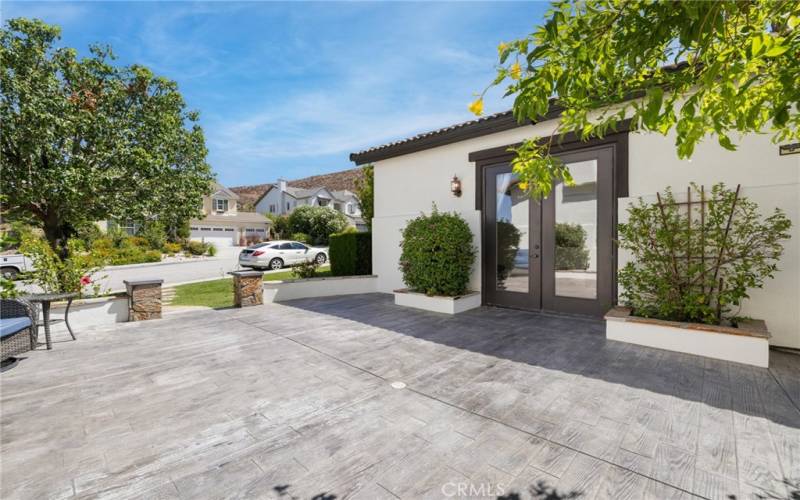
451, 175, 462, 197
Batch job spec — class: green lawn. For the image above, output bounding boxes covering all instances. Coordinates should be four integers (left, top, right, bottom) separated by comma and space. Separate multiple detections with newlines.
171, 266, 331, 309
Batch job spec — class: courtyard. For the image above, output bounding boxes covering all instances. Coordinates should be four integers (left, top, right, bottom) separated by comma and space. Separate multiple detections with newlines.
1, 294, 798, 499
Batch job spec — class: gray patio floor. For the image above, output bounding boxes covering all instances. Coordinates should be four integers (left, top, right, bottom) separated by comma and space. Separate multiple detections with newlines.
1, 293, 798, 500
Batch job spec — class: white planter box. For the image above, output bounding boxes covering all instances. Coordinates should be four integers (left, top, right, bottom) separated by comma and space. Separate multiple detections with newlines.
263, 275, 377, 303
605, 307, 770, 368
393, 289, 481, 315
50, 295, 129, 331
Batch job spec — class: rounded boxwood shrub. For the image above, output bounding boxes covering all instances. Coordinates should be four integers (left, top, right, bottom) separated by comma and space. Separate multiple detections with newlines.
399, 207, 476, 296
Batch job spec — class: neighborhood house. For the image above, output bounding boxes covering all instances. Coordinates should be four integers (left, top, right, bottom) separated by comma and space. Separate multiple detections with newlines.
189, 182, 271, 247
232, 168, 368, 231
351, 110, 800, 350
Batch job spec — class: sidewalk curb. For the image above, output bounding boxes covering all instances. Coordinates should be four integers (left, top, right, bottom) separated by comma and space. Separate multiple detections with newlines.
101, 257, 223, 271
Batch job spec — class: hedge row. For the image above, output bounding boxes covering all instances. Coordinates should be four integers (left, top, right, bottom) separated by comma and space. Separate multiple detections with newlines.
329, 232, 372, 276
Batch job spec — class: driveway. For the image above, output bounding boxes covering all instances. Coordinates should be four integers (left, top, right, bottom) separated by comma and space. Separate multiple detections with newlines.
1, 294, 798, 499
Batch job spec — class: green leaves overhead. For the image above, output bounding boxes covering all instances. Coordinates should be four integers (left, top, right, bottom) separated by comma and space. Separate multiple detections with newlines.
0, 18, 213, 255
476, 1, 800, 198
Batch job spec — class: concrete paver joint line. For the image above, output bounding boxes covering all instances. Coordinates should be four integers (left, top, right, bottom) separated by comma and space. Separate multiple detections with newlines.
244, 315, 710, 500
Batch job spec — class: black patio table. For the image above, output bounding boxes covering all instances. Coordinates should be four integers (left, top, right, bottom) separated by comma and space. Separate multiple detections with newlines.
22, 292, 78, 350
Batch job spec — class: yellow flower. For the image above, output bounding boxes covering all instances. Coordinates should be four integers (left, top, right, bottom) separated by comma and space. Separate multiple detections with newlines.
468, 98, 484, 116
498, 41, 509, 56
510, 61, 522, 80
519, 181, 528, 191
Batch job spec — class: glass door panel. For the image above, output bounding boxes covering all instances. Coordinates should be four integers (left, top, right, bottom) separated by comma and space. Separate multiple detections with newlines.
483, 164, 540, 310
554, 159, 598, 299
495, 173, 529, 292
542, 146, 614, 316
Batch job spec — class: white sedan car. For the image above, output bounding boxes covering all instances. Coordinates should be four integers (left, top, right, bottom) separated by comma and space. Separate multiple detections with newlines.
238, 240, 328, 271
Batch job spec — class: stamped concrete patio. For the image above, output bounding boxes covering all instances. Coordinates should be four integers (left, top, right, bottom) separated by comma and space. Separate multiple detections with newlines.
2, 294, 799, 500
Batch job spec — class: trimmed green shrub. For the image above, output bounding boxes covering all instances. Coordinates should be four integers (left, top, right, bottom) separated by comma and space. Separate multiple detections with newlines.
329, 232, 371, 276
291, 232, 310, 244
206, 243, 217, 256
399, 207, 476, 296
554, 222, 590, 270
287, 205, 348, 245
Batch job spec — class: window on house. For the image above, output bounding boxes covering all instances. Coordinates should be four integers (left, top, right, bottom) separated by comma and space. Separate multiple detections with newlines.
119, 220, 138, 235
269, 204, 277, 213
214, 198, 228, 212
286, 202, 291, 211
318, 198, 329, 207
347, 203, 355, 215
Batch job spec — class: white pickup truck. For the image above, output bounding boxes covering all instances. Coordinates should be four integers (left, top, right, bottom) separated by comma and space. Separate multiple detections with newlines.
0, 254, 32, 280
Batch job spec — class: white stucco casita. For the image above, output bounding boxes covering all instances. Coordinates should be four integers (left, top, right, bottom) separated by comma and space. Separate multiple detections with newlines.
351, 112, 799, 349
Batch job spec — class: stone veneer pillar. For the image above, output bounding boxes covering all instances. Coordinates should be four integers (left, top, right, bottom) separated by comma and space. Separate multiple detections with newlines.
229, 270, 264, 307
124, 279, 164, 321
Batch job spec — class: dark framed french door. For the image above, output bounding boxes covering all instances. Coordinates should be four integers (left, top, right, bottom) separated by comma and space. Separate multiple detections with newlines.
482, 145, 615, 317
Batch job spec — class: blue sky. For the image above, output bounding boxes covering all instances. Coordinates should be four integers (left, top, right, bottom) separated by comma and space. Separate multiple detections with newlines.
3, 1, 549, 187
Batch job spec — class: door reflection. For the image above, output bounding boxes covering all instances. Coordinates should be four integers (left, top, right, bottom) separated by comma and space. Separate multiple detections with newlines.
495, 173, 529, 292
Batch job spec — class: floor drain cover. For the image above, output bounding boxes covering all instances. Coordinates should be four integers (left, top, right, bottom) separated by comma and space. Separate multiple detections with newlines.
390, 381, 406, 389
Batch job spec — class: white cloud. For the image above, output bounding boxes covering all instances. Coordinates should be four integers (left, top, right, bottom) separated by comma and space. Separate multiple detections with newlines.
2, 2, 88, 26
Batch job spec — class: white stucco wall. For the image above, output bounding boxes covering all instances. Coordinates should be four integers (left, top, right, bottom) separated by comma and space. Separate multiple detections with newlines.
371, 121, 799, 348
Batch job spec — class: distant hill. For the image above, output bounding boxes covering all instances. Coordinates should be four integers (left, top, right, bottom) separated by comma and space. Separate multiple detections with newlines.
230, 167, 365, 211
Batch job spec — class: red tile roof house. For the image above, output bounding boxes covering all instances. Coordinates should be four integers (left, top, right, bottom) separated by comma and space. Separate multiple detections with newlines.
350, 109, 800, 354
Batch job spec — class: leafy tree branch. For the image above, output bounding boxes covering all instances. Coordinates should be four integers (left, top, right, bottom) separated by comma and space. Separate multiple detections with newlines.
473, 1, 800, 197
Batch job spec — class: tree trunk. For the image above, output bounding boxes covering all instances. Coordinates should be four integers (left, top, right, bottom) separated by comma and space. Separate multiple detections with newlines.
42, 212, 72, 260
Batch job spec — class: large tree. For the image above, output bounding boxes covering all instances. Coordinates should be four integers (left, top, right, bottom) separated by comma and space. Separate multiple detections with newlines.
1, 18, 213, 256
353, 164, 374, 231
473, 1, 800, 196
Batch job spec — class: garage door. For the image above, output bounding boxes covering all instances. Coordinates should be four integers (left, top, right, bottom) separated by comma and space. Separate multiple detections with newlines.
189, 226, 237, 247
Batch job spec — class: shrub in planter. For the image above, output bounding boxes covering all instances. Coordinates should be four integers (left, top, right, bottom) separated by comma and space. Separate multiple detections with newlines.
554, 222, 590, 270
618, 183, 791, 325
399, 207, 476, 296
329, 231, 371, 276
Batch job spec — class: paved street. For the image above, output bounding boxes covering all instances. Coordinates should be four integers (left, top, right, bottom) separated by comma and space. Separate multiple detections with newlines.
2, 294, 798, 499
95, 246, 243, 292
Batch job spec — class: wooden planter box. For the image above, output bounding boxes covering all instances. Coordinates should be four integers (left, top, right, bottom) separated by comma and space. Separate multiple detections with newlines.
605, 306, 770, 367
393, 289, 481, 315
263, 275, 377, 303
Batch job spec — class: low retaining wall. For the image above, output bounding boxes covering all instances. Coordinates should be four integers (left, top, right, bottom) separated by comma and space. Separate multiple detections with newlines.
50, 295, 129, 331
263, 275, 377, 303
605, 306, 770, 367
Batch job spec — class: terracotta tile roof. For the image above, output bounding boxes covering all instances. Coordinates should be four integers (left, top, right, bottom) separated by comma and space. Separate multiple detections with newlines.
349, 110, 518, 163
